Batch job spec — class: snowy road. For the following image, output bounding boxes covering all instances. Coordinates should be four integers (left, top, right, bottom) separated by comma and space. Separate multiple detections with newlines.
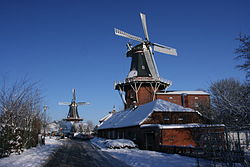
44, 139, 130, 167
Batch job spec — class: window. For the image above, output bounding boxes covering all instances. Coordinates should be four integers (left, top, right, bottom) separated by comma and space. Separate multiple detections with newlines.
133, 133, 137, 141
142, 65, 145, 70
169, 97, 173, 99
195, 97, 199, 99
178, 118, 183, 121
164, 116, 170, 121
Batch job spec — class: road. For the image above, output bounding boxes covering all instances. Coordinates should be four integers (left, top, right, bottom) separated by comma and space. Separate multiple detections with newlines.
44, 139, 130, 167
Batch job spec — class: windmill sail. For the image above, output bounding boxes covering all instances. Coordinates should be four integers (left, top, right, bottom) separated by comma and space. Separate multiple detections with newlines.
153, 43, 177, 56
114, 13, 177, 79
58, 102, 71, 105
140, 13, 150, 41
143, 46, 159, 78
77, 102, 89, 105
115, 28, 143, 42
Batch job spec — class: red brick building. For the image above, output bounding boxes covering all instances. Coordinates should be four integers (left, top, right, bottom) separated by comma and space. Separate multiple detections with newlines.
97, 99, 224, 152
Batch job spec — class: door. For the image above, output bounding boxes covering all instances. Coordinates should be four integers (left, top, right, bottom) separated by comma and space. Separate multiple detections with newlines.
145, 132, 155, 150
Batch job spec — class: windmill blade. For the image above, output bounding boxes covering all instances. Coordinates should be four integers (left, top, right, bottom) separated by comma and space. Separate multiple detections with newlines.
72, 88, 76, 101
140, 13, 150, 41
58, 102, 71, 105
144, 46, 160, 78
153, 43, 177, 56
77, 102, 90, 105
114, 28, 144, 42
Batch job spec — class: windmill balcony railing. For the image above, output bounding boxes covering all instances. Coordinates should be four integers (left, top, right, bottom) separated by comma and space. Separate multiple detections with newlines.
114, 77, 172, 87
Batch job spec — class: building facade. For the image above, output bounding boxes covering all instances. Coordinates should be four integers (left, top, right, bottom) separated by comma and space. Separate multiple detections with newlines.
97, 99, 224, 153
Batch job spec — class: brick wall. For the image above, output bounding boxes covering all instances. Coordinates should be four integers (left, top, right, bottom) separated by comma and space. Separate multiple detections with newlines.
156, 94, 210, 110
161, 129, 197, 147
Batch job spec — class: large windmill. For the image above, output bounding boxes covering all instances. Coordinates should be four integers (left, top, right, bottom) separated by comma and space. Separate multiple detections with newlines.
59, 89, 89, 122
115, 13, 177, 79
114, 13, 178, 109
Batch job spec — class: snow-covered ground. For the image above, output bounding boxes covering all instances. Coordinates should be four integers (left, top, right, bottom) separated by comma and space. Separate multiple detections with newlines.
91, 137, 244, 167
0, 137, 63, 167
0, 137, 245, 167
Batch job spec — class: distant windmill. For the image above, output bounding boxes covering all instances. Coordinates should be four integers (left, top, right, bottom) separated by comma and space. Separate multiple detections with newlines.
115, 13, 177, 79
59, 89, 89, 122
114, 13, 178, 109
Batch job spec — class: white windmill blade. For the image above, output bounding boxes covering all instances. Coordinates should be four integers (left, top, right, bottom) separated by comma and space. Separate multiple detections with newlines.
77, 102, 90, 105
140, 13, 150, 41
153, 43, 177, 56
58, 102, 71, 105
114, 28, 144, 43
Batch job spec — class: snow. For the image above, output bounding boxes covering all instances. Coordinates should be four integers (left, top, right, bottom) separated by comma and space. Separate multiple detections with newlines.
46, 122, 60, 133
98, 99, 196, 130
105, 139, 137, 149
156, 91, 209, 95
91, 138, 137, 149
0, 137, 63, 167
105, 149, 198, 167
140, 123, 225, 129
98, 112, 114, 124
91, 137, 243, 167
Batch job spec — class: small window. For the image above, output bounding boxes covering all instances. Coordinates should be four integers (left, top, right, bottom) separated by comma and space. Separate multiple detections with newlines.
164, 116, 170, 121
195, 97, 199, 99
142, 65, 145, 70
178, 118, 183, 121
169, 97, 173, 99
133, 133, 137, 141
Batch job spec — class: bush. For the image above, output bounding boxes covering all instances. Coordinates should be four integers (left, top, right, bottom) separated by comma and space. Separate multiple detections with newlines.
0, 78, 43, 158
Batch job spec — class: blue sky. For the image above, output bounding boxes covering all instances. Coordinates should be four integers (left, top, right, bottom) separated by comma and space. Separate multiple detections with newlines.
0, 0, 249, 125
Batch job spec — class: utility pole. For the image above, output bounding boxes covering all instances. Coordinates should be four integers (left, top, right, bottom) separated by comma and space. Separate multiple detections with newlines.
43, 105, 48, 144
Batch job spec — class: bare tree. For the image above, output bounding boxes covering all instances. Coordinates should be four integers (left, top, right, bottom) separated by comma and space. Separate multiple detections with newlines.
235, 33, 250, 80
86, 120, 94, 134
208, 78, 250, 130
0, 78, 43, 157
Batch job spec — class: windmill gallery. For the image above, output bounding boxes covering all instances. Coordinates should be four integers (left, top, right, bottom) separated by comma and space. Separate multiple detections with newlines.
96, 13, 225, 154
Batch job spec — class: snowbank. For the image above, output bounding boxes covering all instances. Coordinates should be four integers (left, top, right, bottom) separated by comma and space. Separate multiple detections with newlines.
105, 139, 137, 148
91, 137, 137, 149
0, 137, 63, 167
91, 137, 107, 148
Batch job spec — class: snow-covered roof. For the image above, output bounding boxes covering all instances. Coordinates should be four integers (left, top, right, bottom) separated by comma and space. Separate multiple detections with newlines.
140, 123, 225, 129
98, 99, 196, 130
99, 113, 113, 123
156, 91, 209, 95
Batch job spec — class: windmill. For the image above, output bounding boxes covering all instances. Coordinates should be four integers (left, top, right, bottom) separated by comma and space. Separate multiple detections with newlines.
114, 13, 178, 109
114, 13, 177, 79
59, 89, 89, 122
